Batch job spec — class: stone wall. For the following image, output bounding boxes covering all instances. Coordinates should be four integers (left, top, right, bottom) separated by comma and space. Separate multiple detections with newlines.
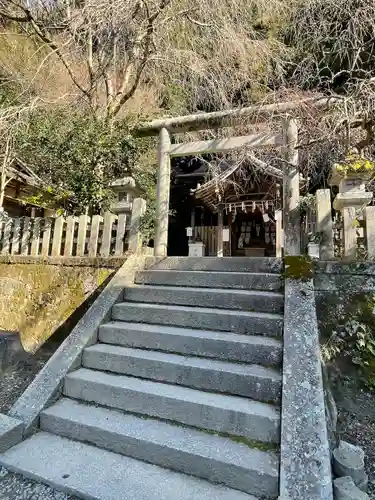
0, 256, 123, 352
314, 261, 375, 458
315, 262, 375, 343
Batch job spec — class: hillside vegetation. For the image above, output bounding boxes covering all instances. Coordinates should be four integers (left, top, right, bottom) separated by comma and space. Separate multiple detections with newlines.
0, 0, 374, 214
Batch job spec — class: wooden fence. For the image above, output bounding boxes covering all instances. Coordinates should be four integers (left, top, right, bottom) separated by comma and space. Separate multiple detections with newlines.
0, 212, 131, 257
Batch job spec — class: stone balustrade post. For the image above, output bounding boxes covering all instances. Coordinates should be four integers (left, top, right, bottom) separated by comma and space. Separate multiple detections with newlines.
364, 206, 375, 259
316, 189, 334, 260
330, 165, 373, 259
341, 206, 357, 259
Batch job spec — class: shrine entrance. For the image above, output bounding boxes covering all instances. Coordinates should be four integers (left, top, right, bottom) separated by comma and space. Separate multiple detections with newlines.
135, 97, 333, 258
231, 202, 277, 257
189, 159, 283, 257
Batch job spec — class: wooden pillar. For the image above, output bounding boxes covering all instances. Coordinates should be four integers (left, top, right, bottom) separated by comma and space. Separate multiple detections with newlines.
189, 206, 196, 243
190, 207, 196, 228
228, 212, 233, 257
316, 189, 334, 260
154, 127, 171, 258
282, 118, 300, 255
217, 204, 224, 257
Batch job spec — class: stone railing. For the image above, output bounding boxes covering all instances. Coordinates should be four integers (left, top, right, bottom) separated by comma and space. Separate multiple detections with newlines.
303, 186, 375, 261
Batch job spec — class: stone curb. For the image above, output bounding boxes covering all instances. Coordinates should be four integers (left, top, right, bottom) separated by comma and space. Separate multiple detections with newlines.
0, 415, 24, 453
279, 277, 333, 500
0, 255, 126, 268
3, 251, 154, 437
314, 261, 375, 275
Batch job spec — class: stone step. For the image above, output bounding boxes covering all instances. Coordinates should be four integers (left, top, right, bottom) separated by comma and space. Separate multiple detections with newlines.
41, 398, 279, 498
112, 302, 283, 337
136, 270, 283, 291
124, 285, 284, 314
0, 432, 257, 500
99, 322, 283, 366
83, 344, 282, 402
64, 368, 280, 443
152, 257, 282, 274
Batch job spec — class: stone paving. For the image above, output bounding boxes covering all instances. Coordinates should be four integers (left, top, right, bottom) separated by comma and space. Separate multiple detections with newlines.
0, 467, 79, 500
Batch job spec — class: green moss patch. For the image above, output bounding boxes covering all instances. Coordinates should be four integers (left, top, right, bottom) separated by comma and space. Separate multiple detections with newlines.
284, 255, 313, 280
0, 263, 114, 351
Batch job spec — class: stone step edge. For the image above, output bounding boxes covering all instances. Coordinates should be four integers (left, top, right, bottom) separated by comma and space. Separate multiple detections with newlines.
82, 344, 281, 402
40, 398, 279, 498
98, 322, 283, 366
0, 432, 257, 500
84, 343, 282, 379
99, 321, 284, 346
63, 368, 281, 443
113, 301, 284, 320
125, 284, 284, 297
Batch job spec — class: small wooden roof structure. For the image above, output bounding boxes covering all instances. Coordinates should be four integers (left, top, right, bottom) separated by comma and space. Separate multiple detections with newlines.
191, 156, 285, 212
7, 158, 44, 190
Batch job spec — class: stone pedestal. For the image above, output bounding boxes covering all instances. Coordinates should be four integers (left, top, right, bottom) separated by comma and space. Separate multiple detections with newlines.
188, 242, 205, 257
342, 206, 358, 259
316, 189, 334, 259
308, 242, 320, 259
364, 206, 375, 259
330, 167, 373, 259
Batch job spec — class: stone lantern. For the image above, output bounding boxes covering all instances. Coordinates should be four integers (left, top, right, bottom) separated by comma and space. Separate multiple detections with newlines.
109, 176, 144, 215
109, 176, 146, 253
329, 158, 373, 258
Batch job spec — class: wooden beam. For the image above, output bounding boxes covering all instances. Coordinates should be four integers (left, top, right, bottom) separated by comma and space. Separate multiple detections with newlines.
246, 154, 283, 180
136, 97, 338, 136
217, 205, 224, 258
169, 133, 282, 157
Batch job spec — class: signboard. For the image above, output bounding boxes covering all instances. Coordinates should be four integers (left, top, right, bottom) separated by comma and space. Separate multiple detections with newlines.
186, 227, 193, 237
223, 228, 230, 242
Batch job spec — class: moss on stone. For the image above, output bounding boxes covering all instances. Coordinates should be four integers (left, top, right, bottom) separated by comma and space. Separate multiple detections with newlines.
284, 255, 313, 280
0, 263, 115, 352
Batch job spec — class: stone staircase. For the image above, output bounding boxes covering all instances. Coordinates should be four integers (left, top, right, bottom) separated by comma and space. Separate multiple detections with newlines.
0, 257, 284, 500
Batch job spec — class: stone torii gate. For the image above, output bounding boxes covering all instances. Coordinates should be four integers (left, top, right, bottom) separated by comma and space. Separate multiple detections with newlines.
136, 96, 333, 258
